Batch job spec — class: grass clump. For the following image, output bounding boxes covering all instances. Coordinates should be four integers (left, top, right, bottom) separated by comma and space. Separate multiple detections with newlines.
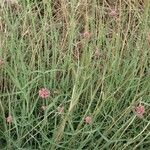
0, 0, 150, 149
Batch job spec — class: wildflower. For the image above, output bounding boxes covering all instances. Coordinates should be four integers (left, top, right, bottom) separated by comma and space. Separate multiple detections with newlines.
39, 88, 50, 99
83, 31, 91, 39
57, 105, 64, 114
41, 105, 47, 111
85, 116, 92, 124
109, 9, 117, 17
134, 104, 145, 118
6, 115, 13, 123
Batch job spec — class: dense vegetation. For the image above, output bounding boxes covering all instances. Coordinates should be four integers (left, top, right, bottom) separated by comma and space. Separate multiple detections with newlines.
0, 0, 150, 149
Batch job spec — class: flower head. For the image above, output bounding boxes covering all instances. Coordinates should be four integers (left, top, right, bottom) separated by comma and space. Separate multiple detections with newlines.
6, 115, 13, 123
85, 116, 92, 124
83, 31, 91, 39
134, 104, 145, 118
39, 88, 50, 99
109, 9, 117, 17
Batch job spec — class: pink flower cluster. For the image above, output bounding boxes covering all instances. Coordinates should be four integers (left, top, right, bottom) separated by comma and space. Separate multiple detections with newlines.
6, 115, 13, 123
85, 116, 92, 124
134, 104, 145, 118
6, 88, 146, 126
109, 9, 117, 17
83, 31, 91, 39
39, 88, 50, 99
